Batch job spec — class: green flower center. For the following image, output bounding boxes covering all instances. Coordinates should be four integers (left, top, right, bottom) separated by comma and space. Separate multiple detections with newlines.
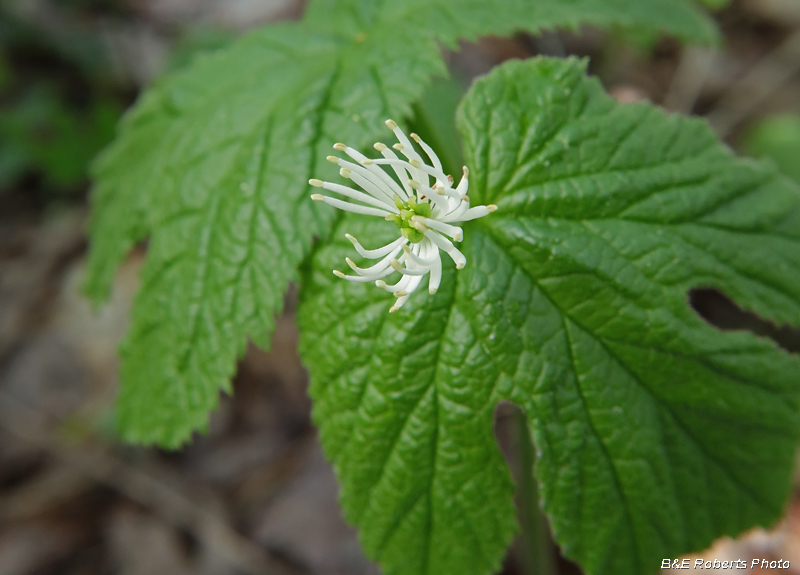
386, 194, 431, 243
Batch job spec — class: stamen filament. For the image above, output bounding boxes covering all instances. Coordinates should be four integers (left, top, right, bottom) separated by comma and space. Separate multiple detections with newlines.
422, 229, 467, 268
435, 184, 462, 201
402, 158, 449, 185
458, 205, 498, 222
390, 259, 429, 275
455, 168, 469, 195
440, 197, 471, 222
402, 243, 439, 266
376, 273, 413, 293
313, 195, 393, 217
390, 293, 410, 313
346, 249, 404, 275
374, 146, 413, 199
314, 180, 398, 212
412, 216, 463, 242
336, 159, 397, 206
428, 255, 442, 294
385, 119, 427, 184
345, 234, 407, 258
408, 180, 449, 211
333, 266, 396, 282
410, 132, 444, 174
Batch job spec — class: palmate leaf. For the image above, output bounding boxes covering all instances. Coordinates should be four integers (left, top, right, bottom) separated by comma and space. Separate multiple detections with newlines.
84, 0, 716, 446
297, 58, 800, 575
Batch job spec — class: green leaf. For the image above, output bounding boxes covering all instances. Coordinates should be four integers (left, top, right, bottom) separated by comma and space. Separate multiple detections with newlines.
298, 57, 800, 575
742, 114, 800, 184
304, 0, 718, 45
86, 0, 717, 447
698, 0, 731, 11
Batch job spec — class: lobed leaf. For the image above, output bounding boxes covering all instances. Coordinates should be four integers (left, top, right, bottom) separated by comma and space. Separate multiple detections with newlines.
298, 57, 800, 575
85, 0, 716, 446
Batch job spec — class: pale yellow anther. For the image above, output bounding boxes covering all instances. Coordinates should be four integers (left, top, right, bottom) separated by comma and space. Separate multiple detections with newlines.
462, 166, 470, 177
333, 143, 346, 151
409, 159, 422, 168
390, 259, 403, 271
488, 204, 498, 212
385, 119, 398, 129
311, 194, 325, 201
407, 180, 420, 190
393, 143, 404, 151
361, 159, 374, 165
339, 167, 352, 178
333, 270, 346, 278
410, 133, 421, 143
374, 143, 387, 151
309, 179, 324, 187
447, 175, 454, 183
326, 155, 340, 164
394, 291, 408, 298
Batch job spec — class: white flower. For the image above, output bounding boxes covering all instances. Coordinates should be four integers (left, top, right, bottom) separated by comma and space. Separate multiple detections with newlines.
309, 119, 497, 313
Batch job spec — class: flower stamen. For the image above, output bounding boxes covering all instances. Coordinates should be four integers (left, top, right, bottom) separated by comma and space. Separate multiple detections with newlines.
309, 120, 497, 312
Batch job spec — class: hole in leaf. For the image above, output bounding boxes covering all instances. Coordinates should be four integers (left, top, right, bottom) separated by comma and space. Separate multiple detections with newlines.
689, 288, 800, 354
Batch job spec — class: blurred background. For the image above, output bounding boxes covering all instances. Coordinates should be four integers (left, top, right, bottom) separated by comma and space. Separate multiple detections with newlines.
0, 0, 799, 574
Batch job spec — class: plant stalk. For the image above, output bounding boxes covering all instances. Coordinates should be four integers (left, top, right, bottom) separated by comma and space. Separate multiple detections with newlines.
514, 408, 557, 575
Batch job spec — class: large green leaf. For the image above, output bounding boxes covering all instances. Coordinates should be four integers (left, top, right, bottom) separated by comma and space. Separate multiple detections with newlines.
85, 0, 715, 446
298, 57, 800, 575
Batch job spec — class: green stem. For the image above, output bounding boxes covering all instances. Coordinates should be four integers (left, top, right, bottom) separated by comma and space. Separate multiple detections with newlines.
407, 77, 466, 177
514, 408, 557, 575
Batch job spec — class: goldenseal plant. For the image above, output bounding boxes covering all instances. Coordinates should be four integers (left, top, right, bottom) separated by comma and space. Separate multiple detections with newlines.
309, 120, 497, 312
84, 0, 800, 573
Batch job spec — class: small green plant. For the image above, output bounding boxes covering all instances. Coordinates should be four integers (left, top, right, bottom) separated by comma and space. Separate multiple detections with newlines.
0, 86, 118, 190
84, 2, 800, 575
0, 1, 122, 193
743, 114, 800, 184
